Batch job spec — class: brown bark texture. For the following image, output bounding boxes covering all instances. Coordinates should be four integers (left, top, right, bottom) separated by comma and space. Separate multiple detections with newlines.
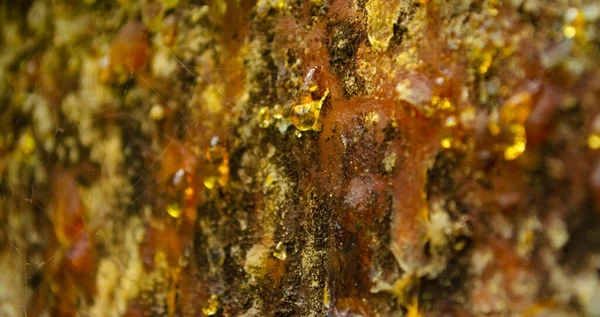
1, 0, 600, 316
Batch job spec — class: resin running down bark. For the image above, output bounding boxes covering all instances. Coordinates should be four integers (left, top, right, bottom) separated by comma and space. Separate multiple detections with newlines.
1, 0, 600, 316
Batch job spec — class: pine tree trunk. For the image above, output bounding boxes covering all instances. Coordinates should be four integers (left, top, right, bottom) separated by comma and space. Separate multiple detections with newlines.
1, 0, 600, 316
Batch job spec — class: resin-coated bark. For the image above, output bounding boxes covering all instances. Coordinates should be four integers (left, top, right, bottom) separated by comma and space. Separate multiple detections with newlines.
1, 0, 600, 316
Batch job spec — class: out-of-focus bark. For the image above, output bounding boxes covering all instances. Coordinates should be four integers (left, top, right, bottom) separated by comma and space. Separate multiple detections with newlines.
1, 0, 600, 316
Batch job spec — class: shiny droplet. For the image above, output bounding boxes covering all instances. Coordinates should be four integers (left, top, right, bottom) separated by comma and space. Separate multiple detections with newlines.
292, 89, 329, 132
504, 125, 527, 160
431, 96, 455, 113
203, 176, 218, 189
563, 8, 585, 39
150, 104, 165, 121
291, 102, 319, 131
166, 203, 183, 218
203, 137, 229, 189
440, 138, 452, 149
272, 104, 284, 119
184, 187, 194, 198
164, 166, 195, 220
273, 241, 287, 260
258, 106, 272, 128
202, 294, 220, 316
18, 130, 36, 155
563, 25, 576, 38
444, 116, 457, 128
292, 67, 328, 132
498, 92, 532, 160
588, 133, 600, 150
477, 48, 494, 74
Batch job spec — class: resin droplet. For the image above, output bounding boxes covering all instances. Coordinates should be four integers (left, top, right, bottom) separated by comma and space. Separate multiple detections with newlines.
18, 130, 36, 156
588, 133, 600, 150
258, 106, 272, 128
273, 241, 287, 260
487, 91, 533, 160
204, 137, 229, 189
292, 67, 329, 132
272, 104, 284, 120
203, 176, 218, 189
563, 25, 576, 38
504, 125, 527, 160
292, 102, 318, 131
292, 88, 329, 132
444, 116, 457, 128
166, 203, 183, 218
440, 138, 452, 149
477, 48, 494, 74
165, 168, 195, 217
431, 96, 455, 112
206, 137, 225, 164
202, 294, 220, 316
150, 104, 165, 121
563, 8, 585, 39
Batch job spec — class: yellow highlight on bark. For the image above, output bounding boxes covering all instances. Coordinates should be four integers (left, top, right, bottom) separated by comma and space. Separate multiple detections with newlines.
365, 0, 403, 51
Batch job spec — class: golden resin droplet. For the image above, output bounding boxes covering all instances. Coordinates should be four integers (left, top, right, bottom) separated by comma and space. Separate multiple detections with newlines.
203, 176, 218, 189
440, 138, 452, 149
273, 241, 287, 260
166, 203, 183, 218
258, 106, 272, 128
18, 130, 36, 155
486, 92, 533, 160
202, 294, 220, 316
563, 8, 585, 39
217, 163, 229, 187
272, 104, 284, 120
454, 238, 467, 252
206, 139, 225, 164
444, 116, 457, 128
204, 136, 230, 189
563, 25, 576, 38
184, 187, 194, 198
292, 67, 328, 131
431, 96, 455, 113
292, 88, 329, 132
150, 104, 165, 121
477, 48, 494, 74
498, 92, 532, 160
437, 98, 454, 111
291, 102, 318, 131
504, 125, 527, 160
588, 133, 600, 150
165, 168, 194, 218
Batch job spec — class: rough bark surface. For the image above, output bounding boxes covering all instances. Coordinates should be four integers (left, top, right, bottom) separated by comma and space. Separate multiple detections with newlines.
2, 0, 600, 316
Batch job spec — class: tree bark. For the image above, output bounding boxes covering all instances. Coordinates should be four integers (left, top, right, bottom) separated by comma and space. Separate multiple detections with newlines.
1, 0, 600, 316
